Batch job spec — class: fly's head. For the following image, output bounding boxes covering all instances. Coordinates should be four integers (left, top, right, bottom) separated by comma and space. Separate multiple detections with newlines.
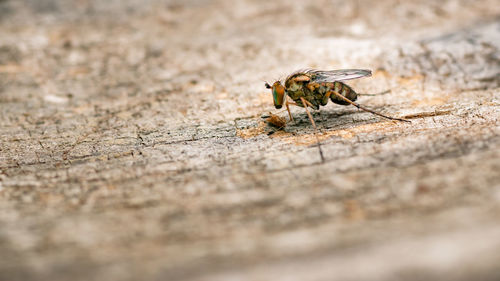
265, 81, 285, 109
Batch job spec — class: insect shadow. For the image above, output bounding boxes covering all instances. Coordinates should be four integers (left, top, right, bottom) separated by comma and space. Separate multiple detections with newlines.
284, 105, 391, 131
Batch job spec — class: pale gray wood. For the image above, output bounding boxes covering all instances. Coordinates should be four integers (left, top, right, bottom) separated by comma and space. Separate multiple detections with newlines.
0, 1, 499, 281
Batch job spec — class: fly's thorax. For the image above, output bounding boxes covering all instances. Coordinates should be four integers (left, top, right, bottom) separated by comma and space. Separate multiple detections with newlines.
286, 80, 302, 92
284, 74, 313, 101
285, 81, 306, 102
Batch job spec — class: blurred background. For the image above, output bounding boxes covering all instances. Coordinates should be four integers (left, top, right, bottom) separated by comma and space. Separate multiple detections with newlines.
1, 1, 499, 281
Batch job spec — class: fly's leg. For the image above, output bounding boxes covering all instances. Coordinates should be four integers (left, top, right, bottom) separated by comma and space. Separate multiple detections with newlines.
321, 91, 330, 105
358, 89, 391, 96
299, 97, 325, 163
299, 98, 318, 129
285, 100, 294, 122
327, 91, 410, 123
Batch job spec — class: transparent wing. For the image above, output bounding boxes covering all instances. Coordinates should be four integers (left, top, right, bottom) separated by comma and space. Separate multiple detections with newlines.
305, 69, 372, 83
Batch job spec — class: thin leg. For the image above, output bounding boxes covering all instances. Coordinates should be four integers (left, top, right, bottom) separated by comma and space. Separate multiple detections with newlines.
328, 91, 410, 122
300, 97, 325, 163
299, 98, 318, 129
358, 89, 391, 96
285, 100, 294, 122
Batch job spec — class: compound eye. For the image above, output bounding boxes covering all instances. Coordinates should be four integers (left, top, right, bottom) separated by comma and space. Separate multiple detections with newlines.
272, 84, 285, 108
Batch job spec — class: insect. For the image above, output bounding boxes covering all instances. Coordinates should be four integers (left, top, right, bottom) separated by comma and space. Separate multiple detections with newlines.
265, 69, 409, 126
265, 69, 409, 162
266, 112, 287, 129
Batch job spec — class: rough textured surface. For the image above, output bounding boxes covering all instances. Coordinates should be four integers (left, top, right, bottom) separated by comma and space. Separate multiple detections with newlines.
0, 1, 499, 280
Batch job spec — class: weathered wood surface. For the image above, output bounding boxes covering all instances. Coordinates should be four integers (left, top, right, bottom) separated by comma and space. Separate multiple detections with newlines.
0, 1, 499, 280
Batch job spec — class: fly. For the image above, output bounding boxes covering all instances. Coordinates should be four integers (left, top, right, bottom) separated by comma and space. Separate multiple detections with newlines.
265, 69, 409, 123
265, 69, 410, 162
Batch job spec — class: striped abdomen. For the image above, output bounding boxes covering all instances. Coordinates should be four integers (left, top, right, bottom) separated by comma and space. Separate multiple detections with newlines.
329, 81, 357, 105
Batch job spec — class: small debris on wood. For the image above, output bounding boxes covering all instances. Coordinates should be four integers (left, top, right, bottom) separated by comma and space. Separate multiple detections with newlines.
266, 112, 287, 129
